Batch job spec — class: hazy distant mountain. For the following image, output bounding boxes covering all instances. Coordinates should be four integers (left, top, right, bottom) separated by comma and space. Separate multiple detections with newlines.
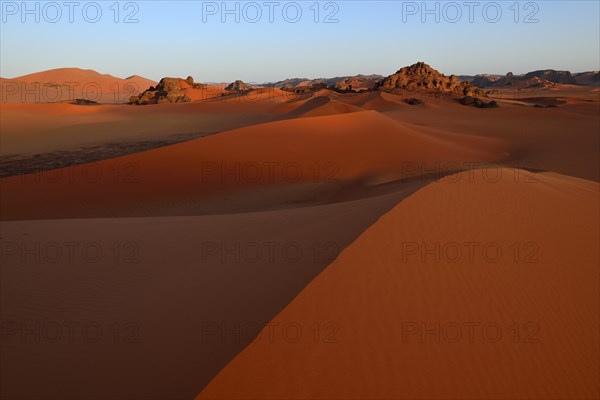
573, 71, 600, 86
470, 69, 600, 88
266, 75, 383, 91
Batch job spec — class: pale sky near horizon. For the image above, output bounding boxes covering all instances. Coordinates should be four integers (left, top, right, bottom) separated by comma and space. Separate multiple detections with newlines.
1, 1, 599, 83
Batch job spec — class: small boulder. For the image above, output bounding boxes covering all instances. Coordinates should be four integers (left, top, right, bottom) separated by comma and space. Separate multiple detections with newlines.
459, 96, 499, 108
459, 96, 475, 105
405, 98, 424, 105
61, 98, 98, 105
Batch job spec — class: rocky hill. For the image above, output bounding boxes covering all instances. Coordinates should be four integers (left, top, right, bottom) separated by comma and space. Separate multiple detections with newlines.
225, 80, 250, 92
378, 62, 479, 96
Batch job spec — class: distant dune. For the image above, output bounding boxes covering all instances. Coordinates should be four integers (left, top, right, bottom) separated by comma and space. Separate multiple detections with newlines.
0, 68, 156, 103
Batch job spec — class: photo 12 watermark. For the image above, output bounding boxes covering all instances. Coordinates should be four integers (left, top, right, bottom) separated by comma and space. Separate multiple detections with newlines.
201, 320, 340, 344
0, 80, 142, 103
0, 240, 141, 265
401, 321, 540, 344
396, 162, 541, 184
1, 1, 140, 23
199, 241, 341, 264
197, 161, 340, 185
400, 241, 540, 264
400, 1, 540, 24
200, 1, 340, 23
1, 320, 141, 344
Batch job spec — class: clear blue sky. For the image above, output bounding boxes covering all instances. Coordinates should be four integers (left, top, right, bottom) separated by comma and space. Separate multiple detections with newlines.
1, 1, 599, 82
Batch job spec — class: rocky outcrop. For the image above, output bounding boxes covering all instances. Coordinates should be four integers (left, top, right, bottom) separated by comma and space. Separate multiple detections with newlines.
459, 95, 499, 108
129, 76, 204, 105
379, 62, 480, 96
405, 98, 424, 105
61, 98, 98, 105
225, 80, 250, 92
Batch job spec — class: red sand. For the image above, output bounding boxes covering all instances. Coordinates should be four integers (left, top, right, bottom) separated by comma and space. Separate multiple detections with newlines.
0, 77, 598, 399
198, 169, 600, 399
1, 68, 156, 103
0, 110, 508, 221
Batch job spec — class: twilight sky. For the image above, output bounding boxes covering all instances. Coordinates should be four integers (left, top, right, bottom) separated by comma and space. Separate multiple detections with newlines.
1, 1, 599, 82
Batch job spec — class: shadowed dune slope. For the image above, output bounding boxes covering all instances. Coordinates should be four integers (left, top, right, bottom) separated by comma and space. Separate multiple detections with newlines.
0, 186, 414, 399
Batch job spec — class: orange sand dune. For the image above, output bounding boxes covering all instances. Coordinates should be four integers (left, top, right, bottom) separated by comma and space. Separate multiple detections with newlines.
380, 96, 600, 181
0, 89, 362, 157
340, 90, 419, 111
0, 100, 280, 156
198, 169, 600, 399
285, 95, 365, 117
0, 111, 508, 220
1, 68, 156, 103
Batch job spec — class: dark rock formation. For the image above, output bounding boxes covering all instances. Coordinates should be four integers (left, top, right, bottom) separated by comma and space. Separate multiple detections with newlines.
459, 95, 475, 105
225, 80, 250, 92
405, 98, 424, 105
379, 62, 480, 96
129, 77, 204, 105
460, 96, 499, 108
62, 98, 98, 105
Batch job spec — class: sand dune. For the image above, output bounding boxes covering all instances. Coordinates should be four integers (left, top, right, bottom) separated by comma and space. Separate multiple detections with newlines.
0, 68, 156, 103
379, 93, 600, 181
0, 89, 356, 158
0, 110, 508, 221
198, 169, 600, 399
0, 186, 414, 400
284, 95, 367, 117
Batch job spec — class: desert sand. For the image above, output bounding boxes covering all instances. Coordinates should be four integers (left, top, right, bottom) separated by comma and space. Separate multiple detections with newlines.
0, 65, 598, 399
0, 68, 156, 104
197, 169, 599, 399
